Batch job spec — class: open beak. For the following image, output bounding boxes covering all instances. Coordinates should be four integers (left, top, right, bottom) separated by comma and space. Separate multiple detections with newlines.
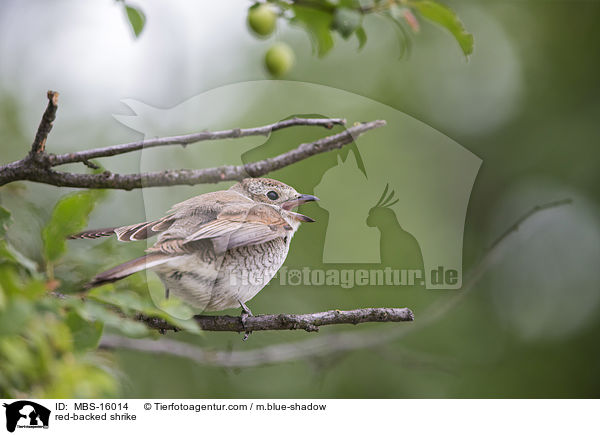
282, 194, 319, 222
282, 194, 319, 211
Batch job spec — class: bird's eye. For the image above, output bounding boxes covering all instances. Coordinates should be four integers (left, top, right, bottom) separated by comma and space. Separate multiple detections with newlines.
266, 190, 279, 200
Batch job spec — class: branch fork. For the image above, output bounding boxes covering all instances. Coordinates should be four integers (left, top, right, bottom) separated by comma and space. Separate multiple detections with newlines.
0, 93, 385, 189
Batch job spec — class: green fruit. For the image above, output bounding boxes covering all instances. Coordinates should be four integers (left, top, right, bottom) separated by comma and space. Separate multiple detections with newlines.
332, 8, 362, 39
248, 3, 277, 37
265, 43, 295, 77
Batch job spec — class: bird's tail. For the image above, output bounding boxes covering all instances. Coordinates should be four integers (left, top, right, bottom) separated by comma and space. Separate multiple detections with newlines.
86, 253, 170, 288
69, 227, 117, 240
69, 216, 175, 242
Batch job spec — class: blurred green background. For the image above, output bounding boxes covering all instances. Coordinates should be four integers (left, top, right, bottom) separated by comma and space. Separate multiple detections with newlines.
0, 0, 599, 398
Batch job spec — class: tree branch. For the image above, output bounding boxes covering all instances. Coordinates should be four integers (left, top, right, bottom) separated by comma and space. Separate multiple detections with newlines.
139, 307, 414, 333
1, 120, 384, 189
47, 117, 346, 166
0, 121, 385, 190
0, 92, 384, 189
30, 90, 59, 155
486, 198, 572, 252
99, 333, 333, 368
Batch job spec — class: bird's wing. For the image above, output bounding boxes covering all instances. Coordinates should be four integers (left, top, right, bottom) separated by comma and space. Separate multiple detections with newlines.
148, 202, 291, 256
69, 189, 237, 242
114, 190, 242, 242
186, 203, 292, 248
112, 215, 176, 241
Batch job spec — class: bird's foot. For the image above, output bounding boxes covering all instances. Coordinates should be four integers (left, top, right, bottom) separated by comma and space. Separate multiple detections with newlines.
239, 300, 253, 317
239, 300, 253, 341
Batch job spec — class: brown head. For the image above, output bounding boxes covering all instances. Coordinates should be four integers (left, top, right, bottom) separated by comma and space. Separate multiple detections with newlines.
230, 178, 319, 221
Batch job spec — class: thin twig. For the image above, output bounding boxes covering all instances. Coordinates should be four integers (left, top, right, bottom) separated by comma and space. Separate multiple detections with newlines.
486, 198, 573, 252
47, 117, 346, 166
0, 120, 385, 189
139, 307, 414, 333
99, 198, 572, 367
30, 91, 59, 155
98, 333, 334, 368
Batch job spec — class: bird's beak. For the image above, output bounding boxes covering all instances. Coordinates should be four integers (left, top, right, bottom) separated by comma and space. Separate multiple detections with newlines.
282, 194, 319, 211
282, 194, 319, 223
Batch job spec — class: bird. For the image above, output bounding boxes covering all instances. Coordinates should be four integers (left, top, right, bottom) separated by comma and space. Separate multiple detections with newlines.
70, 178, 318, 315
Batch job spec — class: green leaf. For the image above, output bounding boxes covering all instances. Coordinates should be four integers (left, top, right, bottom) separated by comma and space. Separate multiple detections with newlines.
158, 313, 202, 334
411, 0, 473, 57
339, 0, 362, 7
154, 299, 201, 334
79, 300, 151, 338
0, 299, 32, 337
332, 8, 363, 39
0, 266, 21, 296
89, 285, 202, 335
0, 206, 11, 238
42, 190, 104, 263
125, 4, 146, 38
88, 287, 147, 313
0, 240, 39, 275
65, 311, 103, 353
355, 26, 367, 49
292, 5, 335, 57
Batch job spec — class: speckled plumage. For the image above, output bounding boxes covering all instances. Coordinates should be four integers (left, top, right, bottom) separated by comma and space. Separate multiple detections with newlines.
154, 237, 290, 311
72, 178, 318, 312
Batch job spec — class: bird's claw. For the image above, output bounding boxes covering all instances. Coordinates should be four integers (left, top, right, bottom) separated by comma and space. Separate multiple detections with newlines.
239, 300, 253, 341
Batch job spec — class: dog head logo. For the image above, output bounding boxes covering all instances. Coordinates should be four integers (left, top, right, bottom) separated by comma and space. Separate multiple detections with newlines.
3, 401, 50, 433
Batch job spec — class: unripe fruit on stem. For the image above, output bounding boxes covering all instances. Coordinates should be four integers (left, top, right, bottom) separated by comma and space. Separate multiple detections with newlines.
248, 3, 277, 37
265, 43, 295, 77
